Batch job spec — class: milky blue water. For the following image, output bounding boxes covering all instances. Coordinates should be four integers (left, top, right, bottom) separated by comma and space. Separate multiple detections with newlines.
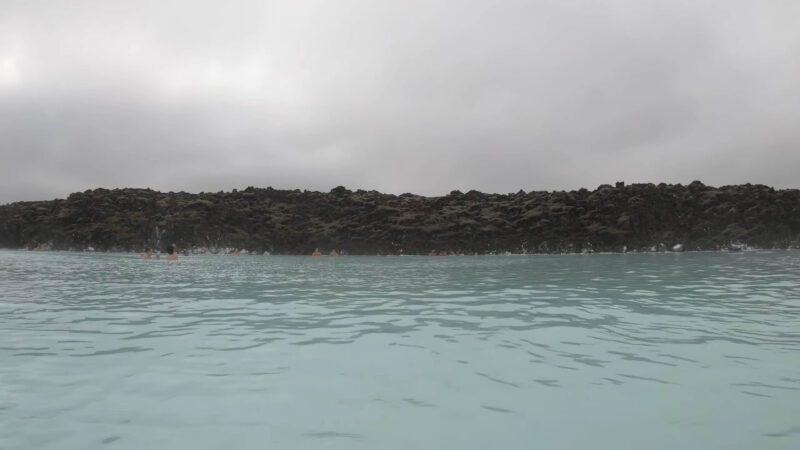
1, 250, 799, 449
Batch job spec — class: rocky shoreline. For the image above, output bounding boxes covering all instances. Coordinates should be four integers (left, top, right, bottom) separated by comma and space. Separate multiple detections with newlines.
1, 182, 799, 255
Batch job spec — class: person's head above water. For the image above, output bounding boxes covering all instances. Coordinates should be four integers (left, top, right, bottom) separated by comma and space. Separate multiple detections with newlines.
167, 244, 175, 255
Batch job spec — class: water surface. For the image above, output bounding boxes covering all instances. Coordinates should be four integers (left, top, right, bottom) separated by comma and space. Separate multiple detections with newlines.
1, 251, 799, 449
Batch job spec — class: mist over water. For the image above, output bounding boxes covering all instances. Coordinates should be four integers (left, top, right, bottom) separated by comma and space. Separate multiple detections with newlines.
1, 251, 799, 449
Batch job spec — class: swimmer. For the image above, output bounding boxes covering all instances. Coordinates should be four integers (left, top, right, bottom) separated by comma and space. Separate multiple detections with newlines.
140, 247, 153, 259
165, 244, 178, 261
429, 249, 437, 256
311, 248, 322, 257
329, 249, 339, 257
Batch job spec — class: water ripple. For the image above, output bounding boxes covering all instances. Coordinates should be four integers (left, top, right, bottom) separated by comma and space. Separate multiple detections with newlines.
1, 250, 800, 449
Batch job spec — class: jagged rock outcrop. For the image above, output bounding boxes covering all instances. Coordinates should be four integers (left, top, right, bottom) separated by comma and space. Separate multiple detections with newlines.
1, 182, 799, 254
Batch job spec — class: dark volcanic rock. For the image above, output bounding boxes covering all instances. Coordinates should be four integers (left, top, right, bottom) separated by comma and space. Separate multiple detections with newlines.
1, 183, 799, 254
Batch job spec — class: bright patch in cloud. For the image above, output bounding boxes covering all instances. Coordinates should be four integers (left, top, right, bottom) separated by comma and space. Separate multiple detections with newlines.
0, 57, 20, 86
160, 57, 268, 97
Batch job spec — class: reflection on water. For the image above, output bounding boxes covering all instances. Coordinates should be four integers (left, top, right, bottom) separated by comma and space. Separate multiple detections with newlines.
1, 251, 799, 449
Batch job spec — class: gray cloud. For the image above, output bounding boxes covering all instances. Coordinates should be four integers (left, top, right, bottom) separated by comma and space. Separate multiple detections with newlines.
2, 0, 800, 203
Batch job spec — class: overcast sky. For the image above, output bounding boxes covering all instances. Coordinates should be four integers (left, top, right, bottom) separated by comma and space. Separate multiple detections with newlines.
1, 0, 799, 203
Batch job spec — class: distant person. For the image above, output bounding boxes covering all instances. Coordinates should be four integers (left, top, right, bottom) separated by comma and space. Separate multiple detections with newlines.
329, 249, 339, 257
165, 244, 178, 261
312, 248, 322, 257
231, 249, 241, 256
34, 242, 45, 251
429, 249, 437, 256
140, 247, 153, 259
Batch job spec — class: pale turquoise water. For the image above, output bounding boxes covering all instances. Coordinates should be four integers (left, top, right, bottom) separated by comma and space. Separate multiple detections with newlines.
1, 250, 799, 450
